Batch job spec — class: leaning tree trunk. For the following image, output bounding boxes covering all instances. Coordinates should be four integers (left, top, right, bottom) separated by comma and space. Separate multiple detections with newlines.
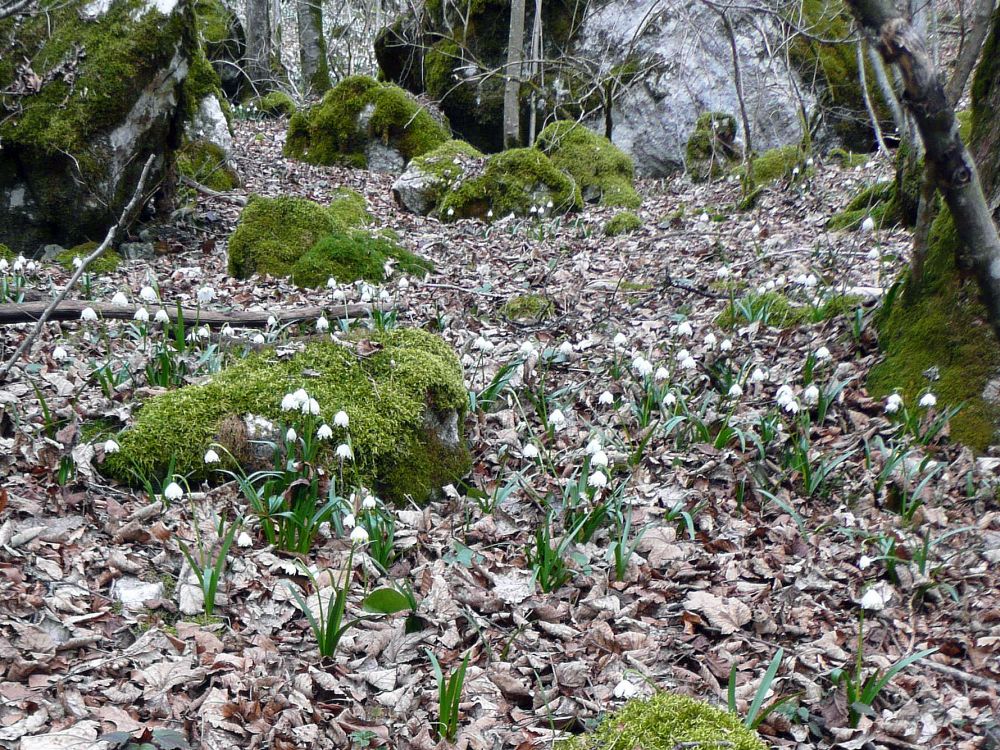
864, 2, 1000, 450
245, 0, 272, 92
502, 0, 526, 149
296, 0, 330, 95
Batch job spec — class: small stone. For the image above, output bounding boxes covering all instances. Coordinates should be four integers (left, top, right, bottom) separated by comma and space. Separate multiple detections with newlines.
110, 577, 165, 610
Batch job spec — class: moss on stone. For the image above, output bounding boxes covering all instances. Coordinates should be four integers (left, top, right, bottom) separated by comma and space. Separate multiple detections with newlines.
828, 147, 869, 168
412, 139, 485, 180
502, 293, 554, 322
439, 147, 582, 220
743, 145, 805, 189
291, 231, 432, 288
55, 242, 122, 274
177, 139, 239, 191
555, 693, 766, 750
101, 328, 472, 505
256, 91, 297, 117
535, 121, 641, 208
605, 211, 643, 236
828, 180, 900, 231
685, 112, 740, 182
868, 211, 1000, 450
283, 75, 450, 168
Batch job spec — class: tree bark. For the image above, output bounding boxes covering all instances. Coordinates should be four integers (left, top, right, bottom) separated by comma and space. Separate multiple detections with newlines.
846, 0, 1000, 342
502, 0, 526, 149
245, 0, 272, 92
296, 0, 331, 95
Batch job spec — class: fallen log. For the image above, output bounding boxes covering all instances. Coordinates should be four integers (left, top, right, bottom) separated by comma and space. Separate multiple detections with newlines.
0, 300, 383, 328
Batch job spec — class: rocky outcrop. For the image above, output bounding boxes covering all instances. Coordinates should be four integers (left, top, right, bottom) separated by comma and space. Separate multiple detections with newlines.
0, 0, 203, 256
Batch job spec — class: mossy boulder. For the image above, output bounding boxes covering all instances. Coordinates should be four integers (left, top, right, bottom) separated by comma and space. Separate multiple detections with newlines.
55, 243, 123, 275
392, 139, 485, 215
0, 0, 201, 256
194, 0, 249, 101
291, 232, 433, 288
283, 75, 450, 172
605, 211, 643, 236
439, 148, 583, 221
742, 145, 807, 190
255, 91, 297, 117
177, 140, 240, 192
555, 693, 766, 750
502, 293, 554, 322
535, 121, 641, 208
101, 329, 473, 504
828, 180, 901, 231
685, 112, 741, 182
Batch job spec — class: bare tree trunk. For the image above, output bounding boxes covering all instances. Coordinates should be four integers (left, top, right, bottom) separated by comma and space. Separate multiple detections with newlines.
245, 0, 272, 92
944, 0, 995, 106
856, 39, 890, 157
527, 0, 543, 145
705, 1, 752, 156
845, 0, 1000, 341
297, 0, 331, 95
865, 42, 906, 141
503, 0, 526, 149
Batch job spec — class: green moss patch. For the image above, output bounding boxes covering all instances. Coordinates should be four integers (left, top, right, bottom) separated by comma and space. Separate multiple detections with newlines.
535, 121, 641, 208
0, 244, 13, 261
56, 243, 122, 274
256, 91, 297, 117
440, 147, 582, 221
605, 211, 643, 236
101, 329, 472, 504
502, 293, 554, 322
283, 75, 450, 168
743, 145, 806, 190
291, 231, 432, 288
828, 147, 869, 168
685, 112, 740, 182
717, 291, 860, 330
177, 140, 239, 191
555, 693, 766, 750
828, 180, 900, 231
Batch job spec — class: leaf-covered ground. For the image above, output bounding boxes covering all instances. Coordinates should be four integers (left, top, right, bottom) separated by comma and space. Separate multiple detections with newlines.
1, 117, 999, 750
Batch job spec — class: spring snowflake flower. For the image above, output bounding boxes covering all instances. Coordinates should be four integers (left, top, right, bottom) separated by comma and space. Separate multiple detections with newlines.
267, 315, 277, 328
782, 399, 800, 414
522, 443, 540, 459
332, 289, 347, 303
0, 258, 7, 272
720, 339, 733, 352
675, 349, 690, 362
237, 531, 253, 548
103, 439, 120, 453
728, 384, 743, 398
776, 384, 795, 408
72, 256, 83, 269
362, 494, 378, 510
204, 449, 220, 463
919, 392, 937, 408
586, 437, 603, 454
196, 325, 211, 340
350, 526, 370, 545
487, 209, 494, 218
676, 321, 693, 337
252, 333, 265, 345
598, 390, 614, 405
163, 482, 184, 501
751, 367, 767, 383
197, 286, 215, 304
703, 332, 717, 348
803, 384, 820, 405
814, 346, 831, 361
591, 450, 609, 468
316, 316, 329, 332
111, 291, 129, 307
304, 398, 320, 416
679, 355, 697, 370
662, 392, 677, 407
133, 307, 149, 322
286, 427, 297, 442
343, 513, 356, 528
154, 309, 170, 324
139, 286, 158, 303
447, 207, 455, 216
52, 346, 67, 361
632, 356, 653, 377
334, 410, 350, 428
473, 336, 494, 352
336, 443, 354, 460
316, 424, 333, 440
558, 341, 574, 357
519, 340, 537, 357
716, 266, 731, 279
858, 555, 874, 570
613, 332, 628, 348
885, 393, 903, 414
859, 586, 887, 610
588, 470, 608, 489
548, 409, 567, 430
327, 277, 339, 289
654, 366, 669, 382
281, 393, 298, 413
860, 216, 876, 234
80, 307, 98, 322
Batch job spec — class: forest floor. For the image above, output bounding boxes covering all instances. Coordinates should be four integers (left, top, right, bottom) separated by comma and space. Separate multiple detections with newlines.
1, 116, 999, 750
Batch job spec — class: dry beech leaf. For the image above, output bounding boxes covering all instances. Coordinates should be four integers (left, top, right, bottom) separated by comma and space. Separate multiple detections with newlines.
683, 591, 751, 635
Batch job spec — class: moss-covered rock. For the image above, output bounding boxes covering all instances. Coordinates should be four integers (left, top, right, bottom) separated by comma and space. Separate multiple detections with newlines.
828, 147, 870, 169
605, 211, 643, 236
828, 180, 900, 231
101, 329, 473, 504
535, 121, 640, 208
291, 232, 432, 288
502, 293, 554, 322
283, 75, 450, 172
255, 91, 297, 117
685, 112, 740, 182
742, 145, 806, 190
177, 140, 240, 192
55, 243, 123, 275
392, 139, 485, 215
555, 693, 766, 750
439, 148, 583, 221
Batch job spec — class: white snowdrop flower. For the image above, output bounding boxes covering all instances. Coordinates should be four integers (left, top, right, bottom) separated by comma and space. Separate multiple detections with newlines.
154, 309, 170, 324
316, 423, 333, 440
0, 258, 8, 272
350, 526, 370, 545
720, 339, 733, 352
806, 157, 815, 167
803, 384, 820, 405
546, 200, 553, 209
598, 390, 614, 405
237, 531, 253, 548
362, 494, 377, 510
486, 209, 494, 218
680, 356, 697, 370
80, 306, 98, 322
163, 482, 184, 501
588, 470, 608, 488
794, 274, 809, 286
716, 266, 731, 279
111, 291, 129, 307
316, 316, 329, 332
195, 325, 209, 340
133, 306, 149, 322
252, 333, 265, 345
703, 332, 717, 348
473, 336, 494, 352
632, 356, 653, 377
814, 346, 832, 361
858, 555, 874, 570
591, 450, 609, 468
334, 410, 349, 428
197, 286, 215, 304
776, 384, 795, 407
286, 427, 298, 442
281, 393, 299, 411
859, 587, 887, 610
792, 166, 800, 176
728, 384, 743, 398
332, 289, 347, 303
860, 216, 876, 234
327, 277, 339, 289
676, 320, 693, 337
266, 315, 277, 328
751, 367, 767, 383
537, 206, 545, 216
305, 398, 321, 416
519, 340, 537, 357
867, 248, 880, 261
139, 285, 158, 303
586, 437, 603, 454
675, 348, 690, 362
522, 443, 540, 459
52, 345, 67, 361
613, 332, 628, 347
663, 392, 677, 407
103, 439, 120, 453
336, 443, 354, 460
204, 449, 221, 463
885, 393, 903, 414
775, 274, 787, 287
654, 366, 669, 382
782, 399, 801, 415
26, 260, 37, 273
752, 223, 762, 236
447, 207, 455, 216
804, 274, 818, 287
919, 392, 937, 408
613, 679, 641, 699
548, 409, 567, 429
379, 289, 391, 303
558, 341, 574, 357
398, 277, 410, 290
530, 205, 538, 214
72, 256, 83, 269
343, 513, 356, 528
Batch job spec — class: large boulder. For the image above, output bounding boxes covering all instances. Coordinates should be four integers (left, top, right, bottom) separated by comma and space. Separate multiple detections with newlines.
535, 121, 640, 207
283, 75, 450, 172
194, 0, 250, 102
0, 0, 204, 256
101, 329, 473, 505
